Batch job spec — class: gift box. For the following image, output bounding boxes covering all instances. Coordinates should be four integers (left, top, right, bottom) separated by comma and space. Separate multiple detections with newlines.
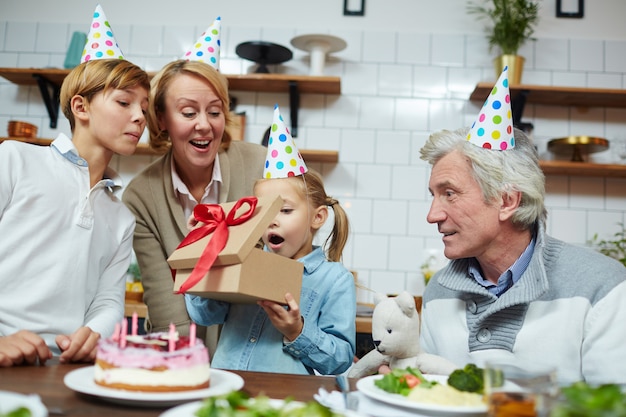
168, 196, 303, 304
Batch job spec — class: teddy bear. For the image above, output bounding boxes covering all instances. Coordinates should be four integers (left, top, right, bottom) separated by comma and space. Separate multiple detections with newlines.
348, 291, 457, 378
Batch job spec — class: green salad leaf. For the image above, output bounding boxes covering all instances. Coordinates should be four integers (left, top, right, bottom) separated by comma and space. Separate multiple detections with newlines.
0, 407, 32, 417
374, 367, 437, 396
194, 391, 340, 417
550, 381, 626, 417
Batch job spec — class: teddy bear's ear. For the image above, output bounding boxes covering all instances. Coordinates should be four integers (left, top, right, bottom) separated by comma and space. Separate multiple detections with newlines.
373, 292, 387, 305
395, 291, 417, 317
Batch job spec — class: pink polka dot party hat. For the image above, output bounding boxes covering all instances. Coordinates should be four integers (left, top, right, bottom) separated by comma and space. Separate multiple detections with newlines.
467, 66, 515, 150
81, 4, 124, 63
263, 105, 308, 179
182, 16, 221, 69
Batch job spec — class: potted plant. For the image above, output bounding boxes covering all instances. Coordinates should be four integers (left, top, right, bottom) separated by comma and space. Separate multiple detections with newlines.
468, 0, 540, 84
125, 262, 144, 302
588, 223, 626, 268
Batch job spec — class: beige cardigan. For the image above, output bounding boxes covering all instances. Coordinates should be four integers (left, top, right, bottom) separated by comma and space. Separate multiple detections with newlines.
122, 141, 266, 354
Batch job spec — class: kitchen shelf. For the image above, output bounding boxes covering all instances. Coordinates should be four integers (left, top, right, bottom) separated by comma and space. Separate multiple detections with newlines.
470, 83, 626, 128
0, 67, 341, 135
0, 137, 339, 164
470, 83, 626, 178
539, 160, 626, 178
470, 83, 626, 108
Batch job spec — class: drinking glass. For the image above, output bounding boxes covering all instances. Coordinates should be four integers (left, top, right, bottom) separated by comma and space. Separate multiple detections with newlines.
484, 362, 559, 417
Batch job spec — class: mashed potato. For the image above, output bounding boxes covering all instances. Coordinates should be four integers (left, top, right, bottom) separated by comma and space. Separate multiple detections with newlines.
407, 383, 486, 407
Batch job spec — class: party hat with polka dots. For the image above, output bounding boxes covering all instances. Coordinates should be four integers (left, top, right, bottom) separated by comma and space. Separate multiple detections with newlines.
81, 4, 124, 63
263, 104, 308, 179
182, 16, 221, 69
467, 66, 515, 150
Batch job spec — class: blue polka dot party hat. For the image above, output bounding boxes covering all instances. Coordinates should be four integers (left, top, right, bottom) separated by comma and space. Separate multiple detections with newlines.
182, 16, 221, 69
263, 104, 308, 179
81, 4, 124, 63
467, 66, 515, 150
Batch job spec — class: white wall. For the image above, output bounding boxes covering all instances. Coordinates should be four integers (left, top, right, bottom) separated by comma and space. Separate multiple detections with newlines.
1, 0, 625, 301
3, 0, 626, 40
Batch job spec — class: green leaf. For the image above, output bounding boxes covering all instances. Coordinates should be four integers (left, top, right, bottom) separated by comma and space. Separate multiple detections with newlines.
1, 407, 32, 417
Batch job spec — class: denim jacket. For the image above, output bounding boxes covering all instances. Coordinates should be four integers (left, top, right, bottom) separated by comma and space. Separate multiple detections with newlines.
185, 246, 356, 375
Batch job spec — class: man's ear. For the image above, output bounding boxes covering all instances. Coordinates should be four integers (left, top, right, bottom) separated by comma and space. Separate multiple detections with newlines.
499, 190, 522, 222
71, 95, 89, 122
311, 205, 328, 231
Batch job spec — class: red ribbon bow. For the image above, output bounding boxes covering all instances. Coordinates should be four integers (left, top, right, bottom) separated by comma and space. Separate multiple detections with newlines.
173, 196, 258, 294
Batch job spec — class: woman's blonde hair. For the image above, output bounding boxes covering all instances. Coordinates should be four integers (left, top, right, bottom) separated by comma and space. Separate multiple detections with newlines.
60, 59, 150, 131
256, 169, 350, 263
147, 60, 234, 154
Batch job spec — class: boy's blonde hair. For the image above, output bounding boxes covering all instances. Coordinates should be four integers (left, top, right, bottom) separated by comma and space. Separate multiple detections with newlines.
256, 169, 350, 263
147, 60, 235, 154
60, 59, 150, 131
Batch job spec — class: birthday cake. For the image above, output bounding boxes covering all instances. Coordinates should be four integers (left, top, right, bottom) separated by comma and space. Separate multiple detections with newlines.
94, 326, 210, 392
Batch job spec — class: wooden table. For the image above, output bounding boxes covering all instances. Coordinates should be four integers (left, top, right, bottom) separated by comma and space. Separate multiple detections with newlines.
0, 360, 349, 416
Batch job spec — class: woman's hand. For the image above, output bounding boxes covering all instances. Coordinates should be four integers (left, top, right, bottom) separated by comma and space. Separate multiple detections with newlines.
258, 292, 303, 342
187, 213, 200, 230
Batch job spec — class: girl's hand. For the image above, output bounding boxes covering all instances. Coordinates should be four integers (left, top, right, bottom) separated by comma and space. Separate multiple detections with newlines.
258, 292, 303, 341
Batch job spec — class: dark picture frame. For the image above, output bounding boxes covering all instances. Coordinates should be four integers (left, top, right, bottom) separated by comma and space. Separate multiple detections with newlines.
556, 0, 584, 18
343, 0, 365, 16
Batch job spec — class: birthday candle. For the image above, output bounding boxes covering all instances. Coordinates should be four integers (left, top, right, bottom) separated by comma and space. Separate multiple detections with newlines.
112, 322, 120, 342
131, 312, 138, 336
120, 319, 127, 348
169, 323, 175, 352
189, 322, 196, 347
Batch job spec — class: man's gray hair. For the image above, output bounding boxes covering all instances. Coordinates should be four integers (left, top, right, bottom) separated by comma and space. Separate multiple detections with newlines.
420, 127, 547, 229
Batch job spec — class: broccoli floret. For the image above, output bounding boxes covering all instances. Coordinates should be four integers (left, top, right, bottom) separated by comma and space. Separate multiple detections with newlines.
447, 363, 485, 394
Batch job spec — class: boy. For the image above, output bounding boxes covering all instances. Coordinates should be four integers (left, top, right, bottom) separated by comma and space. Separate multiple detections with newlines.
0, 57, 149, 367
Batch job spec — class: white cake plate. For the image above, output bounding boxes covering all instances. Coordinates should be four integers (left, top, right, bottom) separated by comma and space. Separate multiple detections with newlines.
290, 34, 347, 75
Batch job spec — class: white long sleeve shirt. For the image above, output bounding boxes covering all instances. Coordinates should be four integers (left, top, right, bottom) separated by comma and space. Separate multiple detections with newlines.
0, 135, 134, 354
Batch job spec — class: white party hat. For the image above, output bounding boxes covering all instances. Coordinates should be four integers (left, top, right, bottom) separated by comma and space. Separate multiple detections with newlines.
81, 4, 124, 63
182, 16, 221, 69
467, 66, 515, 150
263, 105, 308, 179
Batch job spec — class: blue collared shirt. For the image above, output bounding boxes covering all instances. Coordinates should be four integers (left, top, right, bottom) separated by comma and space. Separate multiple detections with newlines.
185, 246, 356, 375
469, 237, 536, 296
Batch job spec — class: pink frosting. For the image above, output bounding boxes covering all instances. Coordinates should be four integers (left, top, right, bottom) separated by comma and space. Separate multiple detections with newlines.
97, 332, 209, 370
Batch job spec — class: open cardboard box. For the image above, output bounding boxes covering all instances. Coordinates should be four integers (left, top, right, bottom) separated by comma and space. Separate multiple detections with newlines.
168, 196, 303, 304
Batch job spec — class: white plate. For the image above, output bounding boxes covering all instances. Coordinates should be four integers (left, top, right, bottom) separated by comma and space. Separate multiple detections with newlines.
160, 398, 363, 417
0, 390, 48, 417
63, 366, 244, 407
356, 374, 487, 416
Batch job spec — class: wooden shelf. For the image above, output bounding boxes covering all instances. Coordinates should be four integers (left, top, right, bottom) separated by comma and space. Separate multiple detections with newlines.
470, 83, 626, 178
539, 160, 626, 178
0, 68, 340, 94
470, 83, 626, 108
0, 138, 339, 164
0, 67, 340, 134
125, 299, 148, 318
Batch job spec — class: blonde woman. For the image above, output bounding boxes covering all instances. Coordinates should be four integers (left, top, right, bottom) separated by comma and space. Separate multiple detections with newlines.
122, 60, 266, 354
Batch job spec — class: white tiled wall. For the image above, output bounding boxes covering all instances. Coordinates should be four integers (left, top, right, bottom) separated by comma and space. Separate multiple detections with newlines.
1, 18, 626, 303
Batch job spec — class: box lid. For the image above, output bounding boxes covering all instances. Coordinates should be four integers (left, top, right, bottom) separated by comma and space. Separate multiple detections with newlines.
167, 195, 282, 269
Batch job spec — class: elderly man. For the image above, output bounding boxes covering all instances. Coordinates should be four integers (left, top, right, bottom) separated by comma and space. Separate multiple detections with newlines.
418, 68, 626, 386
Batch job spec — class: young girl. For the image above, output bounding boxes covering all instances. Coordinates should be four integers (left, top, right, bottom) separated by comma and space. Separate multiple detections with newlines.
0, 57, 149, 367
185, 169, 356, 375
